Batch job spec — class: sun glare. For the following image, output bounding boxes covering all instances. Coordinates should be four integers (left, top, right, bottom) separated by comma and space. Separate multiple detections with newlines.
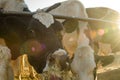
25, 0, 120, 13
118, 24, 120, 30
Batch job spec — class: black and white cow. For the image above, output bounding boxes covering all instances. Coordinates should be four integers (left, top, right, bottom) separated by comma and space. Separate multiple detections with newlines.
0, 11, 64, 74
22, 14, 64, 73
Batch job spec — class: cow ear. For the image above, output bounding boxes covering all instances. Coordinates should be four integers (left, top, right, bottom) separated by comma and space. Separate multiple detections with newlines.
51, 20, 63, 32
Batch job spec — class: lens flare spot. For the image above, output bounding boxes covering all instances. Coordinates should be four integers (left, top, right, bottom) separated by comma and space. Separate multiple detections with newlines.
98, 29, 105, 36
41, 44, 46, 50
32, 47, 36, 52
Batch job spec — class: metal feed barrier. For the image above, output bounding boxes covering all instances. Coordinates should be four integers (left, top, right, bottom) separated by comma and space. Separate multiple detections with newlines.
0, 10, 119, 26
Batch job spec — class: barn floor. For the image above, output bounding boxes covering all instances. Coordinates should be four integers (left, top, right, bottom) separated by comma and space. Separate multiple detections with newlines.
14, 75, 41, 80
13, 68, 120, 80
13, 53, 120, 80
98, 68, 120, 80
97, 53, 120, 80
13, 63, 120, 80
15, 78, 38, 80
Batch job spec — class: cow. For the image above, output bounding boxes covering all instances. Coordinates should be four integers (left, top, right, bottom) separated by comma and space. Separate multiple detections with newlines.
0, 10, 65, 74
43, 49, 69, 72
0, 0, 30, 79
42, 49, 70, 80
0, 0, 66, 74
86, 7, 120, 80
71, 45, 96, 80
24, 13, 64, 73
1, 1, 66, 78
86, 7, 120, 53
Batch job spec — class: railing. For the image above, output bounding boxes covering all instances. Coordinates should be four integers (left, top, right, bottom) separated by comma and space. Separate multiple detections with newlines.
0, 10, 119, 25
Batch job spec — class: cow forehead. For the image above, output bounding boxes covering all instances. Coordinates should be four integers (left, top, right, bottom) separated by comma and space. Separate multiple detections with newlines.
53, 49, 67, 56
28, 19, 57, 38
33, 12, 54, 28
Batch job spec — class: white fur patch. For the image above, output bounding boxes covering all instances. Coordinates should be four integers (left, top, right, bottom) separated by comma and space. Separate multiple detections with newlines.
53, 48, 67, 56
71, 45, 96, 80
1, 0, 28, 12
0, 45, 11, 60
33, 11, 54, 28
0, 45, 13, 80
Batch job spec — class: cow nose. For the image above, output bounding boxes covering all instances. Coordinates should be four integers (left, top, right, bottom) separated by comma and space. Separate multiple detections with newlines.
23, 7, 30, 12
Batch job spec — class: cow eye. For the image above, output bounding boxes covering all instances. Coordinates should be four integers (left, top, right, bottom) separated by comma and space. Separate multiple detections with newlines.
29, 30, 35, 33
28, 29, 36, 38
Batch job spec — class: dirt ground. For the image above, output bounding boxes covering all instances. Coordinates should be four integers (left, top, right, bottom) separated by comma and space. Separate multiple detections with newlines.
98, 68, 120, 80
14, 68, 120, 80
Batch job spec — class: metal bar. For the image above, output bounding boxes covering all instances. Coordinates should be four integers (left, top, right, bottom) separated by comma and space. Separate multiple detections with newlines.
0, 11, 34, 15
53, 14, 120, 25
1, 11, 120, 25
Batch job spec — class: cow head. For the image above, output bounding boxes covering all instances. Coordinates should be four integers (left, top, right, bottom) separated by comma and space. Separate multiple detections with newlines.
0, 11, 65, 73
71, 45, 96, 80
20, 17, 65, 73
21, 17, 64, 55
